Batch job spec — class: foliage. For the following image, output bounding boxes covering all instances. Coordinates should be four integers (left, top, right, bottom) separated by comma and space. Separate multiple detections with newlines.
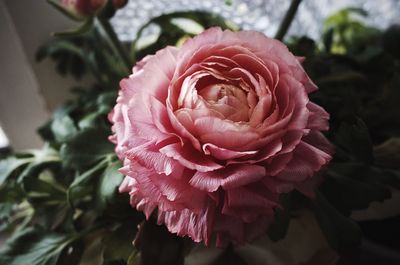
1, 4, 400, 265
287, 11, 400, 252
0, 9, 237, 265
131, 10, 238, 61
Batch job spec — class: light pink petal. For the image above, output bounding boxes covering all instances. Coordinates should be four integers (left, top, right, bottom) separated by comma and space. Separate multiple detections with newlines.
202, 143, 258, 160
234, 30, 317, 93
124, 162, 208, 212
158, 206, 215, 245
194, 116, 259, 150
249, 94, 272, 126
126, 140, 182, 176
119, 46, 179, 103
146, 95, 175, 134
159, 143, 223, 172
132, 54, 152, 73
167, 103, 202, 150
231, 53, 278, 89
189, 164, 266, 192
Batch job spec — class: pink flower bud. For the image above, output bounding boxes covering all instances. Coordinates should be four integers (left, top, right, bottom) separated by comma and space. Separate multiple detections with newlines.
61, 0, 106, 17
112, 0, 127, 9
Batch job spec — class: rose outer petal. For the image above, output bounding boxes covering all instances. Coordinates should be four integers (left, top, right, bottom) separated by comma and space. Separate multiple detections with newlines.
189, 164, 266, 192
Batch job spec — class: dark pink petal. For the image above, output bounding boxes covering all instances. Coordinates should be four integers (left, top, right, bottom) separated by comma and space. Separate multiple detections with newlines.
307, 102, 330, 131
276, 140, 332, 182
295, 171, 325, 198
213, 214, 245, 246
222, 186, 276, 222
302, 131, 334, 155
264, 152, 294, 176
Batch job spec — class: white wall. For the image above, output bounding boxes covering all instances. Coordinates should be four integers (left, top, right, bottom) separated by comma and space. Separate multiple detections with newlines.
0, 0, 83, 150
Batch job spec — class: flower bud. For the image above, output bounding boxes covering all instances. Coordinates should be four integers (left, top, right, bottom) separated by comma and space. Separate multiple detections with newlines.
61, 0, 106, 17
112, 0, 128, 9
61, 0, 127, 18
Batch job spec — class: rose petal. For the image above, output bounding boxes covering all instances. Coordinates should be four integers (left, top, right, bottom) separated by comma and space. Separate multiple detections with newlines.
189, 164, 266, 192
160, 143, 223, 172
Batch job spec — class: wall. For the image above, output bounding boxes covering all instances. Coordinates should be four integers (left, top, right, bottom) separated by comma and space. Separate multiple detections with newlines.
0, 0, 83, 150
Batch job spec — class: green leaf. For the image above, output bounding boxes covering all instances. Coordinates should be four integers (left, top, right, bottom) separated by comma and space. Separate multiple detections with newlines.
96, 160, 123, 210
36, 40, 82, 62
334, 118, 373, 163
132, 11, 238, 61
60, 127, 114, 170
323, 163, 391, 215
127, 251, 139, 265
383, 25, 400, 59
51, 108, 78, 143
17, 147, 61, 182
0, 227, 72, 265
97, 91, 118, 115
312, 192, 361, 252
23, 176, 66, 206
135, 221, 184, 265
0, 180, 26, 232
0, 181, 24, 203
0, 157, 30, 186
67, 158, 109, 207
0, 202, 13, 231
47, 0, 84, 21
102, 222, 137, 262
267, 193, 292, 241
102, 261, 127, 265
53, 18, 94, 37
36, 38, 88, 80
374, 137, 400, 169
78, 113, 103, 130
287, 36, 317, 57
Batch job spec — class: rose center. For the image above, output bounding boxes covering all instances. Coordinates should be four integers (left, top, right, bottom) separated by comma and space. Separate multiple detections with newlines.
198, 83, 251, 122
199, 84, 245, 102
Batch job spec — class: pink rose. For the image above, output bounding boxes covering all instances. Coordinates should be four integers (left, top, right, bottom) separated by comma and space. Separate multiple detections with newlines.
109, 27, 333, 246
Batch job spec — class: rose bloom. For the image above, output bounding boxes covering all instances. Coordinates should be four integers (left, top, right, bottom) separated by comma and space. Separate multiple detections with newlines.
62, 0, 126, 17
110, 27, 333, 246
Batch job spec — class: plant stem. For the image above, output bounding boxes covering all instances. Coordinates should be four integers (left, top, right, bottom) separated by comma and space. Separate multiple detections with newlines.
275, 0, 303, 41
95, 17, 132, 74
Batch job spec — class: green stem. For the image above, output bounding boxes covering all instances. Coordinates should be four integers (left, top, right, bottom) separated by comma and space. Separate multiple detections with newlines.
62, 221, 109, 249
95, 17, 131, 74
275, 0, 303, 41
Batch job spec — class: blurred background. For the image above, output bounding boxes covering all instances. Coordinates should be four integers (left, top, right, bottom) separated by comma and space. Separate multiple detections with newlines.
1, 0, 400, 151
